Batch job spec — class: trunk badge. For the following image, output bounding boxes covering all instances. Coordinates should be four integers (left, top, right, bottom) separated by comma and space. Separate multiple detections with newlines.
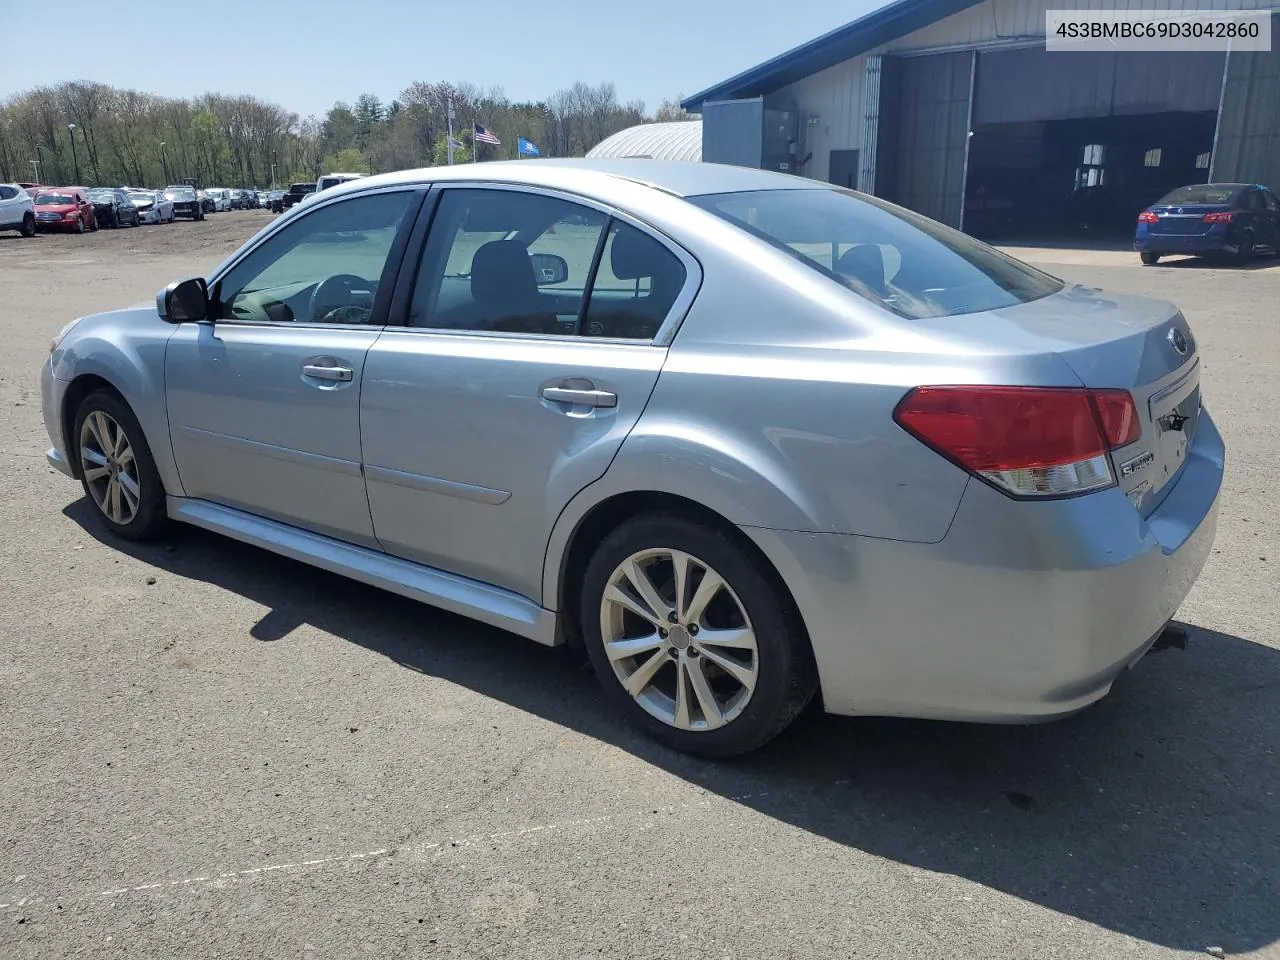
1120, 450, 1155, 478
1167, 327, 1189, 356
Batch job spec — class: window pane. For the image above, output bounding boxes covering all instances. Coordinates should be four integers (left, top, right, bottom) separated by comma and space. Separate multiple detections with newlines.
215, 191, 413, 324
583, 222, 686, 340
690, 188, 1062, 321
408, 189, 606, 334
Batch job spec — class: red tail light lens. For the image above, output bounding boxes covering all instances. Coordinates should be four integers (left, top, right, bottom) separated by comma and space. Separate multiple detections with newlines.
1137, 211, 1159, 223
1202, 211, 1235, 223
893, 386, 1140, 498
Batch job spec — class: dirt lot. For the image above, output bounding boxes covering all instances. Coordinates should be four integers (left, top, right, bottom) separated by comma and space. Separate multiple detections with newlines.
1, 213, 1277, 960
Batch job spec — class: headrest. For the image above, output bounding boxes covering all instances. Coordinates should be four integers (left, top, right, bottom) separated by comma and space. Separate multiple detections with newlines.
610, 227, 668, 280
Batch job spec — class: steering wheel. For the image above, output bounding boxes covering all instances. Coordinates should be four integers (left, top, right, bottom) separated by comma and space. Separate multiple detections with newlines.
309, 273, 375, 324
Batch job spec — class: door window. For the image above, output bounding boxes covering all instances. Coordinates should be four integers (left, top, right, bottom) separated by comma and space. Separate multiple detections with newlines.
1264, 191, 1280, 214
407, 189, 606, 334
213, 190, 415, 325
1245, 190, 1267, 213
582, 221, 687, 340
0, 186, 16, 201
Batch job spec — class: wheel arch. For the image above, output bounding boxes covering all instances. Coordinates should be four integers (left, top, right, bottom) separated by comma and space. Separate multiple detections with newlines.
547, 487, 812, 658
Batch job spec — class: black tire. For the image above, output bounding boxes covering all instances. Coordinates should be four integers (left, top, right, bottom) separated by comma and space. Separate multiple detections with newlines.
75, 216, 86, 234
72, 389, 170, 542
19, 213, 35, 237
579, 513, 817, 758
1235, 231, 1255, 266
1140, 251, 1160, 266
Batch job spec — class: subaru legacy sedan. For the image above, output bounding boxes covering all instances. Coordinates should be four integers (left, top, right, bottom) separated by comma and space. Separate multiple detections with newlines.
41, 160, 1223, 757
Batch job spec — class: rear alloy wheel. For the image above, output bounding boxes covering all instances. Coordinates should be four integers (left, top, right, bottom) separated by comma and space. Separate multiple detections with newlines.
1140, 251, 1160, 266
20, 213, 35, 237
74, 390, 170, 541
581, 514, 817, 757
1235, 231, 1255, 266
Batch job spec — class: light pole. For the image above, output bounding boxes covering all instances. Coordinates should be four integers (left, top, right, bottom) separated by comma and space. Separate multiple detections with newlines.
67, 123, 80, 184
30, 159, 41, 183
35, 143, 46, 183
159, 141, 169, 185
270, 162, 277, 188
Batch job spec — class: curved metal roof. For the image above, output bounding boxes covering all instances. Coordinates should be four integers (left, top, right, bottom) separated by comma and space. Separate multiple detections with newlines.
586, 121, 703, 163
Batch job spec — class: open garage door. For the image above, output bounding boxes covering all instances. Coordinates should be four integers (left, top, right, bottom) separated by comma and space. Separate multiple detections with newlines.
876, 51, 974, 229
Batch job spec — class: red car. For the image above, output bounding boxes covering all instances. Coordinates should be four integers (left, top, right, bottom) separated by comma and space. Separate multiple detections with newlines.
32, 189, 97, 232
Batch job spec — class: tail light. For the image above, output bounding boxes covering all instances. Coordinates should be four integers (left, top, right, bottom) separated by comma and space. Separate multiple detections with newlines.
1203, 211, 1235, 223
893, 386, 1140, 498
1137, 211, 1159, 223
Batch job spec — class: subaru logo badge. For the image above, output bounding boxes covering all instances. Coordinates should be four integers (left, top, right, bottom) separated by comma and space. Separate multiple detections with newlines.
1168, 327, 1189, 356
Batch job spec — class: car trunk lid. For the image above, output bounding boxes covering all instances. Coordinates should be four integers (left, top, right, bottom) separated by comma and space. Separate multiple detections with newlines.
926, 284, 1201, 515
1144, 203, 1231, 236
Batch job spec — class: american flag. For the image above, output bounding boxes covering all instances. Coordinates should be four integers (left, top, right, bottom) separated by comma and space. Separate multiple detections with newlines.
473, 122, 501, 146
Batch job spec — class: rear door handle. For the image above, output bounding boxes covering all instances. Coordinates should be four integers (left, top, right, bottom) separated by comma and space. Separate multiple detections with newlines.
302, 364, 353, 382
541, 386, 617, 408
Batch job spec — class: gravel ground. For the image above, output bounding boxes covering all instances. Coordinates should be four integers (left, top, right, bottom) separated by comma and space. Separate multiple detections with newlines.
1, 213, 1276, 960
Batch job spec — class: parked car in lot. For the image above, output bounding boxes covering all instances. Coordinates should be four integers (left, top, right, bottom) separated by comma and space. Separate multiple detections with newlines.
129, 189, 174, 224
86, 188, 140, 228
33, 189, 96, 232
1135, 182, 1280, 265
316, 172, 364, 193
281, 181, 315, 210
0, 182, 36, 236
266, 189, 285, 213
203, 188, 231, 212
40, 160, 1224, 757
162, 185, 205, 220
227, 189, 252, 210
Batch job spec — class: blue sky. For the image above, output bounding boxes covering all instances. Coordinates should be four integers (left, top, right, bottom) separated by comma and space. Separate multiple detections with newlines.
0, 0, 877, 118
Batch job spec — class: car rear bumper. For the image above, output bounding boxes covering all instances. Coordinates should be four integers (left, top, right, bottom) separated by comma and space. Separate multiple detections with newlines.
1134, 229, 1234, 254
743, 410, 1225, 722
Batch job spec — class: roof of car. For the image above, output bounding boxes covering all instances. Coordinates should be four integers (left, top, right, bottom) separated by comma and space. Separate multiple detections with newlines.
330, 159, 823, 200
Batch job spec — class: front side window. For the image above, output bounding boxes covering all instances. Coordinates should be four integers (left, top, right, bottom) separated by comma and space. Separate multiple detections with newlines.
408, 189, 606, 334
213, 190, 414, 325
690, 188, 1062, 320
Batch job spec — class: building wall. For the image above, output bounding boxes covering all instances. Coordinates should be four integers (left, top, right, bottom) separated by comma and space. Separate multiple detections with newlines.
767, 0, 1280, 184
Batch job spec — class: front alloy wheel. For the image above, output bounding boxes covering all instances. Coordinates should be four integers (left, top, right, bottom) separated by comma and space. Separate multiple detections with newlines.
602, 548, 759, 731
80, 410, 140, 525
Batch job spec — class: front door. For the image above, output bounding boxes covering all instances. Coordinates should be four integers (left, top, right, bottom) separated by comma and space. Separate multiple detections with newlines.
165, 188, 420, 547
361, 186, 693, 601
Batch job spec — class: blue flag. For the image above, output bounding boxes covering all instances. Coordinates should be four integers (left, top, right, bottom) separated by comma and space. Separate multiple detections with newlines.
518, 137, 541, 157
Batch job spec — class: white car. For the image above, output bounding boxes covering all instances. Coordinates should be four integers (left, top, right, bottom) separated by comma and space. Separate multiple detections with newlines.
129, 190, 174, 224
0, 183, 36, 237
204, 188, 232, 213
316, 172, 365, 193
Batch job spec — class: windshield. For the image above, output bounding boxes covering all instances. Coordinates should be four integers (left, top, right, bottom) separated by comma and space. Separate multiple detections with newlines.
87, 190, 115, 201
690, 188, 1064, 320
130, 192, 155, 203
1155, 185, 1240, 206
165, 188, 194, 199
36, 194, 75, 205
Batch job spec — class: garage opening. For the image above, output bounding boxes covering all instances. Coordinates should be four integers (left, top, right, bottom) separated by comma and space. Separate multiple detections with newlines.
962, 47, 1225, 241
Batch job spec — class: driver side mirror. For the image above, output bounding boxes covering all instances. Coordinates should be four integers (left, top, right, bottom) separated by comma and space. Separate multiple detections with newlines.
530, 253, 569, 286
157, 276, 209, 323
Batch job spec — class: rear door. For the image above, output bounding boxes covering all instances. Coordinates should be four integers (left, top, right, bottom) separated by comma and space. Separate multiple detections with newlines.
1257, 189, 1280, 250
360, 185, 697, 600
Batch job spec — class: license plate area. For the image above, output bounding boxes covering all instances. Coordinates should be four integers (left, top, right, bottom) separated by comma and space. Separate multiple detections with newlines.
1147, 360, 1200, 497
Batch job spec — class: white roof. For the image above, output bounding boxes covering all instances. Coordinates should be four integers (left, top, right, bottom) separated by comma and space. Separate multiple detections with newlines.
586, 121, 703, 163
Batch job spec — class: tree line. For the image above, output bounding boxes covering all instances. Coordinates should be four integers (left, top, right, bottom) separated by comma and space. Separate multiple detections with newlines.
0, 80, 696, 189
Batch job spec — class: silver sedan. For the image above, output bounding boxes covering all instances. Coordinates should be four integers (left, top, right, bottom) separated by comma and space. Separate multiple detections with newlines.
40, 160, 1224, 757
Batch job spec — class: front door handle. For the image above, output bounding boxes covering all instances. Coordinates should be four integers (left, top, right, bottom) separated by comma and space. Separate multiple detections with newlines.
541, 386, 617, 408
302, 364, 353, 382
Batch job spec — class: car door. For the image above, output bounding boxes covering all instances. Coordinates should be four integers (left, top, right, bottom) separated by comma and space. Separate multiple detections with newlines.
164, 186, 422, 547
0, 185, 20, 227
361, 185, 697, 600
1260, 189, 1280, 250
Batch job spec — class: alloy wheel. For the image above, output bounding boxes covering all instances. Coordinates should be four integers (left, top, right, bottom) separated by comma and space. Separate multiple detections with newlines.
600, 548, 759, 731
79, 410, 141, 525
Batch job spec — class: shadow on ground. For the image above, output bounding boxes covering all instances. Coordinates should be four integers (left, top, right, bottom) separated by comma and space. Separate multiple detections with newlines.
67, 499, 1280, 954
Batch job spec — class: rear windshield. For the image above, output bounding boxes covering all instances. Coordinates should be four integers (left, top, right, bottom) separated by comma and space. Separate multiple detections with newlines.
1155, 185, 1240, 206
690, 188, 1063, 320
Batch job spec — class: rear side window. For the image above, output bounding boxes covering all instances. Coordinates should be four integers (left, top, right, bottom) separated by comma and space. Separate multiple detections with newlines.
690, 188, 1062, 320
0, 186, 16, 200
583, 222, 687, 339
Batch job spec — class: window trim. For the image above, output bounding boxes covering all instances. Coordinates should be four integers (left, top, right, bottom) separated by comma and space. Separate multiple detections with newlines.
204, 184, 427, 331
386, 181, 701, 346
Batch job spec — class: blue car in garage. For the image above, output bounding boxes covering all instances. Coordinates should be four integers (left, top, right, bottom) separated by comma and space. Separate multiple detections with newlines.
1135, 183, 1280, 266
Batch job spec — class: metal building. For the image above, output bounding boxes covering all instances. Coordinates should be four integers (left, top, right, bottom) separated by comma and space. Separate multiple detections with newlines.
586, 121, 703, 162
682, 0, 1280, 238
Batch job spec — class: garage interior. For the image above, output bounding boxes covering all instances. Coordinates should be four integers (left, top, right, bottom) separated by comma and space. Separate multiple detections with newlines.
878, 47, 1228, 240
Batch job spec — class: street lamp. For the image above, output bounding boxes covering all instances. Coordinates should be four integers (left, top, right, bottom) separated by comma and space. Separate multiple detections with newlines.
67, 123, 80, 184
30, 159, 41, 183
159, 141, 169, 185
